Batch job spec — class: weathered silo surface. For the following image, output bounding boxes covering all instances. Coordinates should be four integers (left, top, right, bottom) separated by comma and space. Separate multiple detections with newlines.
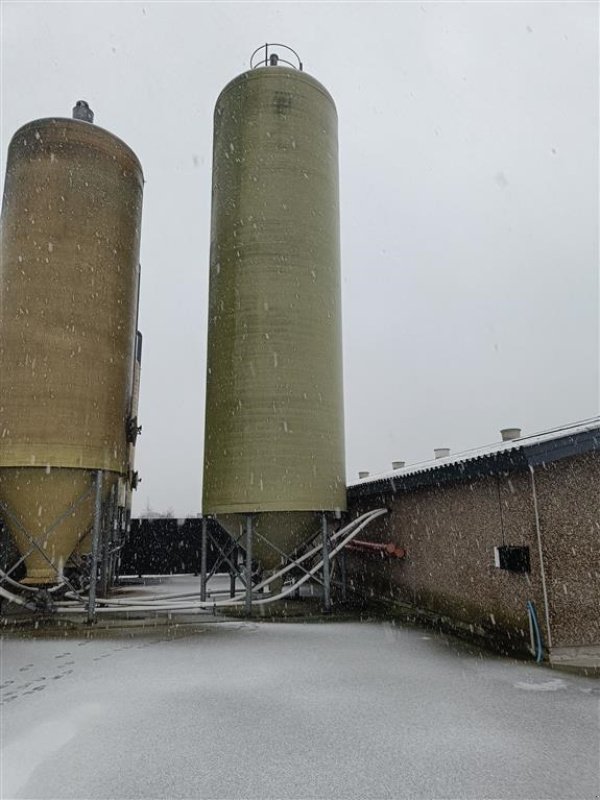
0, 110, 143, 584
203, 58, 346, 567
124, 330, 143, 519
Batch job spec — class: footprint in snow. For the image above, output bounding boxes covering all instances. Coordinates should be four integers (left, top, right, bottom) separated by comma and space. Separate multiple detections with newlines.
23, 685, 46, 695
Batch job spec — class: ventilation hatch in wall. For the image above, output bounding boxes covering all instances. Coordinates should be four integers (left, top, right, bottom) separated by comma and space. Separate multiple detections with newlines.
494, 545, 531, 573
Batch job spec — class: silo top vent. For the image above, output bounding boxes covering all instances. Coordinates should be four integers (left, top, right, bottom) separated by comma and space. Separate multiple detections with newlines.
250, 43, 303, 71
72, 100, 94, 123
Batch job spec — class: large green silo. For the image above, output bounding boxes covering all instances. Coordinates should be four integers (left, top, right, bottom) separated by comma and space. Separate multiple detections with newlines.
203, 56, 346, 568
0, 105, 143, 584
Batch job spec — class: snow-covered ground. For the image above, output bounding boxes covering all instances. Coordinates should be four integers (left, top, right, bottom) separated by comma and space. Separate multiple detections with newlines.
1, 577, 598, 799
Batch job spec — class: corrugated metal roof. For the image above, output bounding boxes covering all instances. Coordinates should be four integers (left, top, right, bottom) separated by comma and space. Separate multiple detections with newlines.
348, 417, 600, 497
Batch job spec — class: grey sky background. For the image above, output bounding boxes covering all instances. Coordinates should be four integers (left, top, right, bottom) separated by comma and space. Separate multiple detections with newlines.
2, 2, 598, 517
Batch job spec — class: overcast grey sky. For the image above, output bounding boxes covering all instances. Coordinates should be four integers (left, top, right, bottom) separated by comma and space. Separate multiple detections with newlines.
2, 1, 598, 517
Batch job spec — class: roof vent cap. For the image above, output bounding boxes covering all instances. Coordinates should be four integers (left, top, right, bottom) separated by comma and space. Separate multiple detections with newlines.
500, 427, 521, 441
434, 448, 450, 459
392, 461, 405, 470
358, 471, 370, 479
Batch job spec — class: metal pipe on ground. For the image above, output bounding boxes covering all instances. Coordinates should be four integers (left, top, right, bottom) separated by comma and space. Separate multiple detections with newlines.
50, 509, 389, 614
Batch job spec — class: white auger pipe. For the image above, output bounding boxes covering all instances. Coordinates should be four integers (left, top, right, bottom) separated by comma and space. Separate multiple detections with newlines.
53, 508, 388, 613
0, 568, 39, 593
0, 585, 37, 609
59, 510, 381, 609
252, 508, 388, 606
57, 508, 387, 612
251, 511, 375, 594
65, 509, 385, 609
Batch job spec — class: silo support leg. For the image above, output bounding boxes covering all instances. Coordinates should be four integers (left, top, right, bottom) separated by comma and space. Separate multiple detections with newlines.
87, 470, 104, 624
230, 548, 237, 598
200, 516, 208, 602
99, 484, 115, 597
253, 530, 321, 587
322, 513, 332, 614
107, 489, 120, 590
245, 515, 253, 616
339, 549, 348, 603
205, 531, 246, 588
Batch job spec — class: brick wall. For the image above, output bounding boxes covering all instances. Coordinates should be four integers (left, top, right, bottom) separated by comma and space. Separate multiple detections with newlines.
533, 452, 600, 648
346, 451, 599, 653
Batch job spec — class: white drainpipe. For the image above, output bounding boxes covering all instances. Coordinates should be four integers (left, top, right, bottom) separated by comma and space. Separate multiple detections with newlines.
529, 465, 553, 650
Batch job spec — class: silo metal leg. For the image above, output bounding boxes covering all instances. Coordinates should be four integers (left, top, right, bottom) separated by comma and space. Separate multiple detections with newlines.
87, 470, 104, 624
230, 548, 237, 598
200, 516, 208, 602
99, 484, 115, 597
245, 515, 253, 615
109, 487, 121, 588
322, 513, 331, 614
340, 548, 348, 603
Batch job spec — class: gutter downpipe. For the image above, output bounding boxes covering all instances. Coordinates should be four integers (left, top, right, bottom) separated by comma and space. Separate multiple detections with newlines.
529, 465, 553, 651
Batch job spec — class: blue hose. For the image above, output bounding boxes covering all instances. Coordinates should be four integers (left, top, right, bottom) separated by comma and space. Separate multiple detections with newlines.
527, 600, 544, 663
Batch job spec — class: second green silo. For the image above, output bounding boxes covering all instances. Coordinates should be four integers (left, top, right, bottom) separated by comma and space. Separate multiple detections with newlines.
203, 55, 346, 567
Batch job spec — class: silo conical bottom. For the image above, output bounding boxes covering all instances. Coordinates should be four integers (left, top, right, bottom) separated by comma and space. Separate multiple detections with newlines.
0, 468, 116, 585
216, 511, 320, 572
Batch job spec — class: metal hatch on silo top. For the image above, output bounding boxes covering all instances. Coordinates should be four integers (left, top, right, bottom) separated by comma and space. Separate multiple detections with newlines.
203, 46, 346, 568
0, 102, 144, 584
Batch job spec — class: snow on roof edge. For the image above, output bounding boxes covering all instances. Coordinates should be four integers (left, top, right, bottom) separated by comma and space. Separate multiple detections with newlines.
349, 416, 600, 488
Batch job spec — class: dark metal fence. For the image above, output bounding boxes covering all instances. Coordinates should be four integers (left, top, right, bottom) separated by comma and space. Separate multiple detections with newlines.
117, 517, 234, 577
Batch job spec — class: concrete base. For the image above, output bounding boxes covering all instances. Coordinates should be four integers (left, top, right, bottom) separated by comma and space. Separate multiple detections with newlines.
550, 645, 600, 672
